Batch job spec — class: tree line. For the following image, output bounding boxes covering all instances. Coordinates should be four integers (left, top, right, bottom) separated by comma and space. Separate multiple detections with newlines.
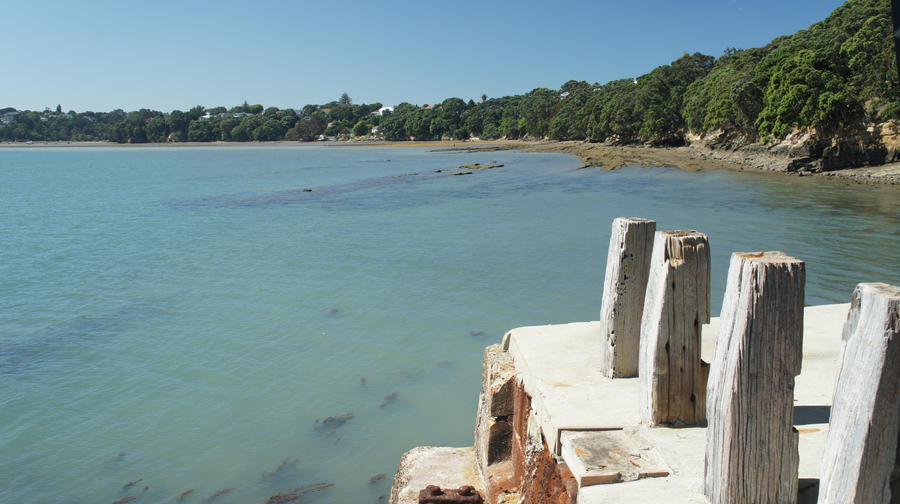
0, 94, 384, 143
1, 0, 895, 146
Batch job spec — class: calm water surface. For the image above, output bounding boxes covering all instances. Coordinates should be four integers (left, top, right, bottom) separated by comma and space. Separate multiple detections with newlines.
1, 145, 897, 503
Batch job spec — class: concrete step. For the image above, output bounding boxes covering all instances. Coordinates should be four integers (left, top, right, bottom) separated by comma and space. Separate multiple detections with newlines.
559, 429, 669, 488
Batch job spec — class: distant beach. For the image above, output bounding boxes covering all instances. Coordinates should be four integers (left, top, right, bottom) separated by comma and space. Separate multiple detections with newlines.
3, 138, 898, 185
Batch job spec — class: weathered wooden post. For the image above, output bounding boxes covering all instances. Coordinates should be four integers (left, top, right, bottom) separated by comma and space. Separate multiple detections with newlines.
598, 217, 656, 378
818, 282, 900, 504
639, 230, 710, 426
704, 252, 805, 504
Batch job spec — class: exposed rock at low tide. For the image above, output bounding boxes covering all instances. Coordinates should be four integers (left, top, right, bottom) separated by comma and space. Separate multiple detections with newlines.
457, 162, 504, 170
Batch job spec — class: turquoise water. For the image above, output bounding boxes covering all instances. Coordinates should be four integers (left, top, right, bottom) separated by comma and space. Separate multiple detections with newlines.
1, 145, 897, 504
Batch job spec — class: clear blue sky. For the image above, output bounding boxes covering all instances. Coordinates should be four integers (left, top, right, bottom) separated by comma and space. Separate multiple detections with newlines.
2, 0, 846, 112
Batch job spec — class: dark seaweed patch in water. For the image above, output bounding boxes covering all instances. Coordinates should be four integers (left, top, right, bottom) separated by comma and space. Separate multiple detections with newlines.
161, 171, 455, 211
264, 482, 333, 504
313, 413, 355, 438
379, 392, 397, 408
159, 161, 549, 212
122, 478, 142, 490
0, 299, 170, 376
207, 488, 236, 501
261, 457, 300, 481
315, 413, 354, 430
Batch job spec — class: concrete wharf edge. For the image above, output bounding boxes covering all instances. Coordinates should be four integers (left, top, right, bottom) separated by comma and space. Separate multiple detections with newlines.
504, 303, 848, 503
390, 303, 849, 503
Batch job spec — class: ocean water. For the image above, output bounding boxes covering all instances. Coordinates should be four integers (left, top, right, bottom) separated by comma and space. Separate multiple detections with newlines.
0, 145, 897, 504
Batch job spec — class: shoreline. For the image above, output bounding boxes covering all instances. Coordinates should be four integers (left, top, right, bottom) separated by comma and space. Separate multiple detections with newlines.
3, 139, 897, 185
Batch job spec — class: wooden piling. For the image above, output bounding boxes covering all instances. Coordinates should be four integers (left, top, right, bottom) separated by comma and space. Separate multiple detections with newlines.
818, 283, 900, 504
704, 251, 805, 504
638, 230, 710, 426
598, 217, 656, 378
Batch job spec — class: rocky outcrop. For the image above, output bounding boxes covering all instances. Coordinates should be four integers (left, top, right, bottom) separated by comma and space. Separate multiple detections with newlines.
684, 121, 900, 182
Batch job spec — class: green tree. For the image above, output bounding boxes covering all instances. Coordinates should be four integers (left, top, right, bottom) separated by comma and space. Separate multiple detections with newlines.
353, 121, 370, 136
187, 119, 217, 142
519, 88, 558, 138
146, 116, 170, 142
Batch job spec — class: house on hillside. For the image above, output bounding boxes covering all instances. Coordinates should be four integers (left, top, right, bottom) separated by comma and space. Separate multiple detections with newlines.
0, 110, 19, 124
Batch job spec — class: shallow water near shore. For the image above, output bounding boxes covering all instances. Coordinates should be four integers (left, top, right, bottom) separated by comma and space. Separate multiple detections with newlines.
1, 145, 897, 503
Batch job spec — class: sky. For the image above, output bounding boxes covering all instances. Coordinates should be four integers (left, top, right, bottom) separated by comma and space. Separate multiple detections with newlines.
1, 0, 847, 112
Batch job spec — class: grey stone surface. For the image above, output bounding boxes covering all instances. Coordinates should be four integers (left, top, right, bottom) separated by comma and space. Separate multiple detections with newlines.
482, 344, 515, 417
474, 344, 517, 503
389, 446, 484, 504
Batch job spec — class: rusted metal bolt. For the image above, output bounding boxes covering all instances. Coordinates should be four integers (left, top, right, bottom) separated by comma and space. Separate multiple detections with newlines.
458, 485, 475, 496
425, 485, 443, 496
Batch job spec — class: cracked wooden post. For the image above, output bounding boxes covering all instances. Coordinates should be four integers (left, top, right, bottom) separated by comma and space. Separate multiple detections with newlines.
704, 251, 805, 504
598, 217, 656, 378
818, 283, 900, 504
639, 230, 710, 426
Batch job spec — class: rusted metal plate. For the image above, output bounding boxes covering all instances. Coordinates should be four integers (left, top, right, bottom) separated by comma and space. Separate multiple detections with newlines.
417, 485, 484, 503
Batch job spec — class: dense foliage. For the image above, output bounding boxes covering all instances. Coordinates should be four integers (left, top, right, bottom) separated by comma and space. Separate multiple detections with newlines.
0, 99, 384, 143
1, 0, 895, 145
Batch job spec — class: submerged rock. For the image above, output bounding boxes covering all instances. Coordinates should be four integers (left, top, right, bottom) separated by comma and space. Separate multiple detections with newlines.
208, 488, 236, 500
264, 482, 333, 503
315, 413, 354, 430
261, 457, 299, 480
380, 393, 397, 408
122, 479, 142, 490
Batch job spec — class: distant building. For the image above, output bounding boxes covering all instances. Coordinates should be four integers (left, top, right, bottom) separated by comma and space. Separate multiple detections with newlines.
372, 106, 394, 116
0, 111, 18, 124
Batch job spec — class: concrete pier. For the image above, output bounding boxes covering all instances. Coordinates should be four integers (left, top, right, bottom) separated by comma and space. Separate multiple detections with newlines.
389, 303, 849, 504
